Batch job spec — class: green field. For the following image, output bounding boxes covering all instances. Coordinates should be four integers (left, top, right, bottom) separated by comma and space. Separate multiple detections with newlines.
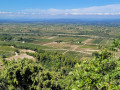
0, 22, 118, 59
0, 46, 16, 57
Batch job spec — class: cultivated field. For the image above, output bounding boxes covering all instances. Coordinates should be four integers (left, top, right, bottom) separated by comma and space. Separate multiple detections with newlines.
0, 22, 118, 60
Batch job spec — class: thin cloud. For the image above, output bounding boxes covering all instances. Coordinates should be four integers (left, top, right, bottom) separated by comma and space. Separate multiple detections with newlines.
22, 4, 120, 16
0, 12, 12, 14
0, 4, 120, 18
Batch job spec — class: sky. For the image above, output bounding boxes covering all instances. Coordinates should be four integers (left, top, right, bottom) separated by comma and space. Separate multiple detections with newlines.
0, 0, 120, 19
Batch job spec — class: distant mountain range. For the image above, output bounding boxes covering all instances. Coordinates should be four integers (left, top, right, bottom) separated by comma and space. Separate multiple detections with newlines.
0, 19, 120, 25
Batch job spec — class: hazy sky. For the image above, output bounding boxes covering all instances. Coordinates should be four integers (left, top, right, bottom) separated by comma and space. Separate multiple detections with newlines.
0, 0, 120, 19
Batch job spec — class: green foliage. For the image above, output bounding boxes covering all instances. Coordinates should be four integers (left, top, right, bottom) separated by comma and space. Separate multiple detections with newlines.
92, 49, 112, 59
1, 41, 120, 90
0, 59, 62, 90
27, 52, 80, 75
108, 39, 120, 51
62, 50, 120, 90
112, 39, 120, 47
